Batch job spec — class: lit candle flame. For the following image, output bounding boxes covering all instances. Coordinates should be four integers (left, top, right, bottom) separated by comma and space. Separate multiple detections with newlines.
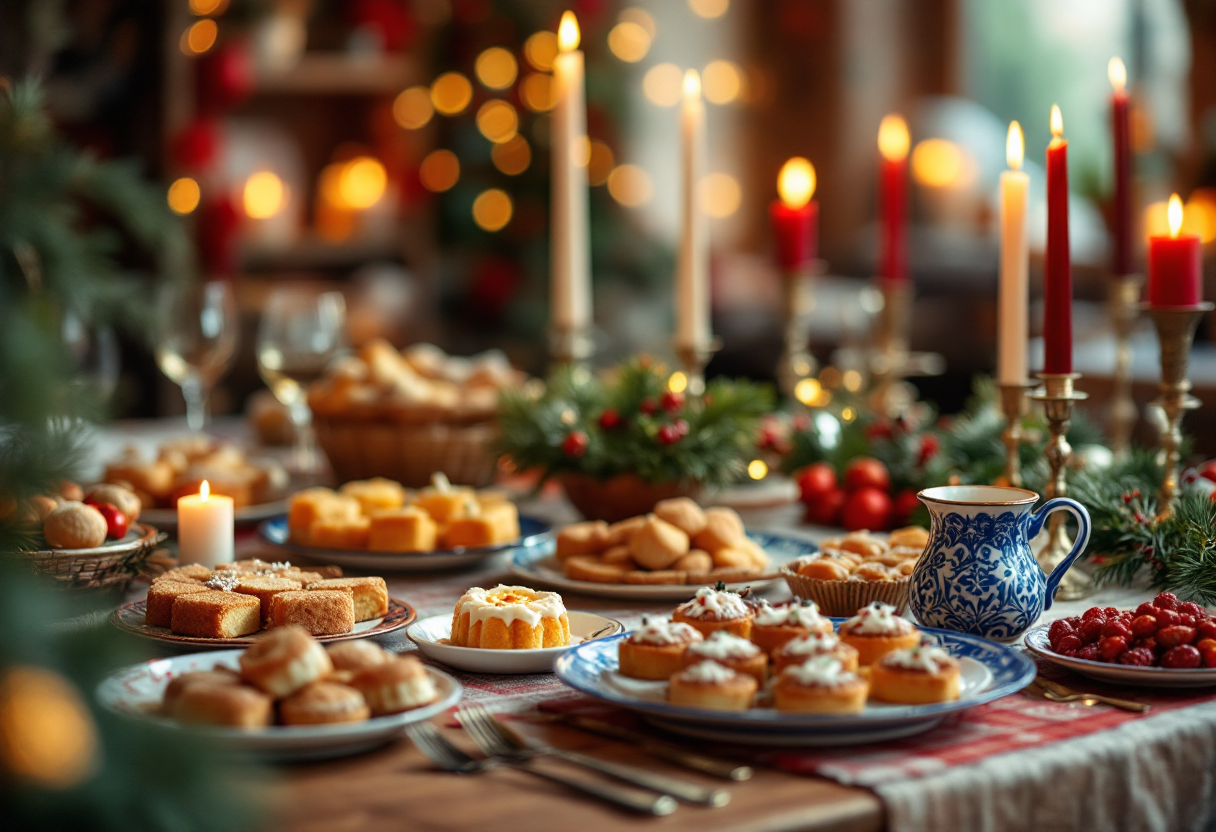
1108, 57, 1127, 94
1050, 104, 1063, 139
558, 11, 580, 52
200, 480, 210, 501
683, 68, 701, 102
778, 157, 816, 208
1169, 193, 1183, 239
1006, 121, 1024, 171
877, 114, 909, 162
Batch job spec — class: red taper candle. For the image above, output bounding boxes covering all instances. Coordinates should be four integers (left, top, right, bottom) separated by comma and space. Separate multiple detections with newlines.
1109, 57, 1133, 276
877, 115, 910, 281
1148, 194, 1203, 307
770, 157, 819, 270
1044, 104, 1073, 374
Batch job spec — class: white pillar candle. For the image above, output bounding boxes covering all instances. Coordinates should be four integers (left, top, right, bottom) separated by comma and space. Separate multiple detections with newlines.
550, 10, 591, 332
998, 121, 1029, 385
177, 480, 234, 568
676, 69, 710, 353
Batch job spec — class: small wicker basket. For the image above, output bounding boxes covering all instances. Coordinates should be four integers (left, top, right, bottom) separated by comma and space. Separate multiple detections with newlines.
314, 417, 499, 487
15, 523, 164, 597
780, 560, 910, 617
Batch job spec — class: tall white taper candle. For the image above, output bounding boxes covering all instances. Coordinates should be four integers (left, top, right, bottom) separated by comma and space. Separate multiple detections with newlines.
676, 69, 709, 352
550, 11, 591, 332
999, 121, 1029, 385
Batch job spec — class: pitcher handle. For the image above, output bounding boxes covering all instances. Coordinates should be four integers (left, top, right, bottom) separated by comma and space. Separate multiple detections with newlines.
1027, 497, 1092, 611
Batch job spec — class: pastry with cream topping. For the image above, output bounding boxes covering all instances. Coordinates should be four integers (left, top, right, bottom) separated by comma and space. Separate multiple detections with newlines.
750, 600, 833, 653
772, 631, 860, 675
617, 617, 704, 680
672, 584, 755, 640
772, 656, 869, 714
667, 660, 757, 712
869, 646, 961, 704
837, 602, 920, 666
682, 631, 768, 684
450, 585, 570, 649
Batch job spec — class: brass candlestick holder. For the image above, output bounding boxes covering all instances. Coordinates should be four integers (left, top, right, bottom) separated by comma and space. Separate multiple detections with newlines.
1108, 275, 1143, 456
1146, 302, 1213, 518
549, 323, 595, 371
868, 279, 945, 418
777, 259, 826, 402
997, 381, 1036, 488
674, 338, 722, 398
1032, 372, 1094, 600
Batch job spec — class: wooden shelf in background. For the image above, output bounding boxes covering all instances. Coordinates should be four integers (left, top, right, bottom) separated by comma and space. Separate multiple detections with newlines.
254, 53, 419, 96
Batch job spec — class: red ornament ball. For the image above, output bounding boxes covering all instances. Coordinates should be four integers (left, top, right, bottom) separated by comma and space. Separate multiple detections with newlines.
843, 457, 890, 493
639, 398, 657, 416
562, 431, 588, 458
841, 487, 892, 532
660, 390, 684, 414
796, 463, 836, 505
804, 488, 847, 527
598, 409, 621, 430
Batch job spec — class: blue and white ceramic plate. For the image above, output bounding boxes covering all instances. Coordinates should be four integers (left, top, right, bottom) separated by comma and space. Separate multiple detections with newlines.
555, 626, 1035, 747
1025, 624, 1216, 688
258, 515, 551, 572
508, 531, 817, 601
97, 649, 461, 761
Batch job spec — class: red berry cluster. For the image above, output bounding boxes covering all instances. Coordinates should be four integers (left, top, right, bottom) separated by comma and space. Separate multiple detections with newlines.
1047, 593, 1216, 669
795, 456, 921, 531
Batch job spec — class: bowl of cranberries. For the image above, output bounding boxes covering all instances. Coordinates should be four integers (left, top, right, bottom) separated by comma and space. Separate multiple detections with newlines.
1024, 593, 1216, 687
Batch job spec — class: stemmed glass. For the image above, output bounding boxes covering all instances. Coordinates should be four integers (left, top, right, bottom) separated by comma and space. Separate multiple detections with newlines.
256, 287, 346, 472
155, 280, 239, 432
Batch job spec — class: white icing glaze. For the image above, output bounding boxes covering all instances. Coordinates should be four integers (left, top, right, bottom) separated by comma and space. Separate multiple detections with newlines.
780, 631, 841, 657
782, 655, 858, 687
881, 646, 956, 673
840, 601, 913, 636
455, 585, 566, 628
630, 618, 703, 646
680, 661, 739, 684
688, 631, 759, 660
675, 587, 750, 620
754, 601, 826, 629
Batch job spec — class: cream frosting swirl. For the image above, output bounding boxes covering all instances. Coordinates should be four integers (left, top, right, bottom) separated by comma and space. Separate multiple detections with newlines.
629, 617, 703, 646
754, 600, 826, 629
781, 655, 859, 687
779, 631, 842, 657
679, 660, 739, 684
839, 601, 914, 636
881, 646, 956, 673
675, 586, 750, 620
687, 631, 759, 660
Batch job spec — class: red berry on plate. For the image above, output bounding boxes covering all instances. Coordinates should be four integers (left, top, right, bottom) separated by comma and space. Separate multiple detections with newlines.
1130, 615, 1158, 637
1155, 609, 1181, 629
1076, 645, 1101, 662
1101, 621, 1132, 641
841, 487, 893, 532
1048, 619, 1075, 645
562, 431, 589, 458
1154, 592, 1180, 611
1055, 634, 1082, 654
1197, 620, 1216, 641
1098, 635, 1129, 662
1118, 647, 1155, 666
843, 457, 891, 494
1162, 644, 1202, 669
1134, 636, 1160, 654
1082, 607, 1107, 623
660, 390, 685, 414
796, 463, 837, 504
1104, 607, 1120, 618
1181, 614, 1197, 628
598, 409, 621, 430
93, 502, 129, 539
1079, 619, 1105, 644
1180, 602, 1204, 617
1135, 602, 1158, 618
1157, 625, 1197, 648
1197, 639, 1216, 668
804, 488, 847, 527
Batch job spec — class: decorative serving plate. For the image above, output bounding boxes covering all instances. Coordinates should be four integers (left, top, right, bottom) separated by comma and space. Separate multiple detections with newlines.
555, 626, 1035, 747
257, 515, 552, 572
96, 649, 461, 761
508, 531, 817, 601
141, 499, 290, 531
22, 522, 163, 559
406, 611, 624, 674
110, 596, 416, 649
1025, 624, 1216, 688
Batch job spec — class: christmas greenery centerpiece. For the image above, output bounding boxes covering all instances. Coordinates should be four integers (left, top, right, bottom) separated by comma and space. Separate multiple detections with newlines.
497, 359, 773, 521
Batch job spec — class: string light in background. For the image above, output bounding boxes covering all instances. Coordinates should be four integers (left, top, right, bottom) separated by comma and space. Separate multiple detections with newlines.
243, 171, 286, 218
607, 164, 653, 206
520, 73, 554, 112
166, 178, 201, 215
700, 172, 742, 218
748, 459, 769, 480
475, 47, 518, 90
180, 18, 218, 55
491, 135, 532, 175
689, 0, 730, 19
473, 188, 513, 231
668, 372, 688, 393
643, 63, 683, 107
420, 150, 460, 192
524, 31, 558, 71
189, 0, 229, 14
702, 59, 742, 104
794, 378, 821, 406
608, 20, 651, 62
476, 99, 519, 144
393, 86, 433, 129
911, 138, 974, 189
619, 8, 656, 37
430, 72, 473, 115
0, 666, 98, 789
588, 140, 615, 186
338, 157, 387, 209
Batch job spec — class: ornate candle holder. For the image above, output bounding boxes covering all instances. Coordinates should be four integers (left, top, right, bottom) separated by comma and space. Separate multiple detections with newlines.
674, 338, 722, 398
549, 323, 595, 371
1145, 302, 1213, 518
1031, 372, 1094, 601
997, 381, 1036, 488
777, 259, 826, 402
868, 279, 945, 418
1108, 275, 1143, 456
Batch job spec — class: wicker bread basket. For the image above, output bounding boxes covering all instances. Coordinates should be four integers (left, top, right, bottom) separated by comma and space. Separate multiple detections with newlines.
314, 416, 499, 487
16, 523, 164, 597
780, 559, 910, 617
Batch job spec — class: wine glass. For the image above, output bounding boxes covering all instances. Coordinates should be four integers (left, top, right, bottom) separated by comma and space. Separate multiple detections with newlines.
155, 281, 239, 432
61, 310, 120, 416
256, 287, 346, 472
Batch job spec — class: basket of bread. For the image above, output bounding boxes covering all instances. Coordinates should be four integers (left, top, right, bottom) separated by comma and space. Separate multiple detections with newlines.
307, 340, 524, 487
779, 527, 929, 616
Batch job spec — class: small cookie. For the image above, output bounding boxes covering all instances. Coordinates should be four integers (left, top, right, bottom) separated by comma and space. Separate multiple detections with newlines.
852, 562, 897, 582
601, 545, 637, 567
707, 566, 759, 583
837, 533, 885, 560
623, 570, 686, 585
797, 557, 851, 581
653, 498, 707, 537
605, 516, 647, 547
555, 521, 611, 560
672, 550, 712, 573
564, 555, 628, 583
691, 507, 746, 552
711, 547, 754, 569
629, 516, 690, 570
889, 526, 930, 549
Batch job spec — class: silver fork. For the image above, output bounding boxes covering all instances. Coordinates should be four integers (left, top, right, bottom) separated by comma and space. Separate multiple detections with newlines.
405, 722, 676, 816
457, 703, 730, 808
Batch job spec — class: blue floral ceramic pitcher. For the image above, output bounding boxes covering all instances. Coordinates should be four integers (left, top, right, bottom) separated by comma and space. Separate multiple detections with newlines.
908, 485, 1091, 641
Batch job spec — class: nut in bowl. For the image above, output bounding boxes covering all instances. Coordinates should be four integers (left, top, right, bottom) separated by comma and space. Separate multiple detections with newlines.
780, 527, 928, 617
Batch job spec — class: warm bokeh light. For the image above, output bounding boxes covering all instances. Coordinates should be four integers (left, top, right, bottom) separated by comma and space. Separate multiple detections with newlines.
588, 140, 614, 186
689, 0, 729, 19
777, 158, 816, 208
473, 188, 513, 231
877, 114, 910, 162
1186, 189, 1216, 244
393, 86, 434, 129
1006, 121, 1024, 170
683, 68, 701, 102
841, 406, 856, 422
243, 171, 285, 219
619, 7, 656, 37
1145, 200, 1169, 238
520, 73, 554, 112
748, 459, 769, 480
430, 72, 473, 115
1050, 104, 1063, 138
607, 164, 653, 206
1109, 57, 1127, 94
576, 136, 591, 167
701, 172, 741, 218
608, 21, 651, 62
702, 60, 742, 105
819, 365, 841, 388
475, 47, 518, 90
181, 19, 218, 55
189, 0, 229, 14
668, 371, 688, 393
477, 99, 519, 144
0, 667, 98, 789
794, 378, 821, 406
492, 135, 532, 175
420, 149, 460, 192
167, 177, 201, 215
842, 369, 863, 392
558, 11, 580, 52
339, 157, 387, 209
1168, 193, 1184, 238
912, 138, 967, 188
200, 480, 211, 500
642, 63, 683, 107
524, 31, 558, 71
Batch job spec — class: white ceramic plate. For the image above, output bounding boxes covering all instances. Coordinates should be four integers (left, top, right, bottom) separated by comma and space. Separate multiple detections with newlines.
508, 531, 817, 601
109, 597, 416, 649
556, 627, 1035, 747
96, 649, 461, 761
141, 500, 289, 531
1025, 624, 1216, 688
258, 515, 552, 572
406, 611, 624, 674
